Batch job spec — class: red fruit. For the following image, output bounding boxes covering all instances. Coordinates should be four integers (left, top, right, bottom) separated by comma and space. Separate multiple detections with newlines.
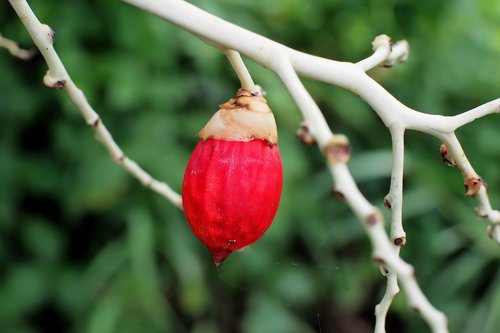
182, 88, 283, 267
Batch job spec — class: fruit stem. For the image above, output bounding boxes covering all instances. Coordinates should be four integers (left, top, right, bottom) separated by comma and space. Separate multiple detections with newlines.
223, 49, 256, 92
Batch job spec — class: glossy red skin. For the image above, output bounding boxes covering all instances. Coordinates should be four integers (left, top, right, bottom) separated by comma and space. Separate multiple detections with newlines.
182, 138, 283, 267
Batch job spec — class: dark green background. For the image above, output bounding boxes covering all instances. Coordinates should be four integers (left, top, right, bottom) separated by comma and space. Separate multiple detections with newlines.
1, 1, 499, 332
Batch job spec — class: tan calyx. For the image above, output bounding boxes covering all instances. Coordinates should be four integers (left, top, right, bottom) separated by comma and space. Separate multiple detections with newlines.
198, 89, 278, 144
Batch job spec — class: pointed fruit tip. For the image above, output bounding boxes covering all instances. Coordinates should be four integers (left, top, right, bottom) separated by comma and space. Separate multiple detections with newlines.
211, 249, 232, 268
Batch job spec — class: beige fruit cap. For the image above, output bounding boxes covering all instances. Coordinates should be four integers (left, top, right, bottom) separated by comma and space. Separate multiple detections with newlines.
198, 88, 278, 145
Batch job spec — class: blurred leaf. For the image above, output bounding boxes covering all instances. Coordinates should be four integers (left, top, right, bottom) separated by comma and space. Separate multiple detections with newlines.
242, 293, 316, 333
87, 296, 122, 333
0, 264, 48, 322
127, 208, 170, 332
22, 217, 64, 263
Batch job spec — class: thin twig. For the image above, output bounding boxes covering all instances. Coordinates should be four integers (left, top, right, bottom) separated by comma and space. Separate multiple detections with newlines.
356, 34, 392, 71
387, 126, 407, 246
0, 32, 36, 60
374, 271, 399, 333
384, 40, 410, 68
375, 125, 406, 332
439, 133, 500, 243
449, 98, 500, 130
8, 0, 182, 209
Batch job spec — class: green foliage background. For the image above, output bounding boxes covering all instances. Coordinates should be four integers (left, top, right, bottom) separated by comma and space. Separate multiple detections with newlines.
1, 1, 499, 333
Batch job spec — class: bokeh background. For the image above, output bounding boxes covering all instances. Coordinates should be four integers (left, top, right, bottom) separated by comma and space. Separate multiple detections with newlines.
1, 1, 499, 332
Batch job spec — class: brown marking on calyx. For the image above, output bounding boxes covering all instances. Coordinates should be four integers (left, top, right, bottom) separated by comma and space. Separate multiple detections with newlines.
198, 89, 277, 144
233, 100, 248, 108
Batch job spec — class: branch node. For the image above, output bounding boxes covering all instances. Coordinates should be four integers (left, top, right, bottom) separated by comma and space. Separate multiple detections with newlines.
439, 144, 456, 167
410, 304, 420, 313
143, 176, 154, 188
379, 265, 390, 276
296, 121, 316, 145
41, 24, 56, 44
332, 189, 346, 203
393, 236, 406, 247
43, 71, 66, 89
372, 34, 392, 51
487, 223, 500, 240
365, 210, 382, 226
372, 256, 386, 266
114, 154, 126, 164
383, 40, 410, 68
464, 176, 486, 197
323, 134, 351, 164
383, 195, 392, 209
89, 116, 101, 128
474, 206, 489, 219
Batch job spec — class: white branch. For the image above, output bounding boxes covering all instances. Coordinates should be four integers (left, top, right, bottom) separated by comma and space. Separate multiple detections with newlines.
120, 0, 495, 135
9, 0, 183, 209
386, 126, 407, 246
273, 54, 333, 147
375, 125, 406, 332
384, 40, 410, 68
356, 34, 394, 71
223, 49, 256, 92
0, 32, 36, 60
375, 271, 399, 333
448, 98, 500, 130
440, 133, 500, 243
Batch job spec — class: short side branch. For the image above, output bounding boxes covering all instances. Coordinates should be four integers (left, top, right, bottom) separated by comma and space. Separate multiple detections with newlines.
356, 35, 409, 72
223, 49, 256, 92
375, 125, 406, 332
440, 133, 500, 243
386, 126, 407, 246
449, 98, 500, 130
0, 32, 36, 60
375, 271, 400, 333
